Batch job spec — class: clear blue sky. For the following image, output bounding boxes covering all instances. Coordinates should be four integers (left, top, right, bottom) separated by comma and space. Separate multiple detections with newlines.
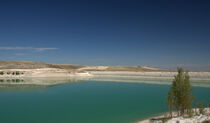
0, 0, 210, 70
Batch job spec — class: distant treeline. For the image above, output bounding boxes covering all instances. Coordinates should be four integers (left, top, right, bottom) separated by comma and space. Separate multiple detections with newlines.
0, 71, 24, 75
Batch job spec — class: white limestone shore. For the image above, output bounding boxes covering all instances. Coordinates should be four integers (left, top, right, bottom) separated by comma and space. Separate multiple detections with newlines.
1, 69, 210, 80
138, 108, 210, 123
0, 69, 210, 87
89, 71, 210, 81
0, 68, 93, 78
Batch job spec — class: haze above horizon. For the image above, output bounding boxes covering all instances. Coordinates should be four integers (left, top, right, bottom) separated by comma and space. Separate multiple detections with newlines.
0, 0, 210, 70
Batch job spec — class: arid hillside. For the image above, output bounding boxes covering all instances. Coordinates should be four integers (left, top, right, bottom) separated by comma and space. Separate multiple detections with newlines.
0, 61, 167, 72
0, 61, 83, 70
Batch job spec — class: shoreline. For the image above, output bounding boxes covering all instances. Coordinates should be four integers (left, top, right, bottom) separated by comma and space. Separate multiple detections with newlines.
1, 68, 210, 79
138, 108, 210, 123
0, 68, 210, 87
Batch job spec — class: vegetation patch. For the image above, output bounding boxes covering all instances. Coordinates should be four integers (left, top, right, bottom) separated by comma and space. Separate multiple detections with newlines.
0, 71, 4, 75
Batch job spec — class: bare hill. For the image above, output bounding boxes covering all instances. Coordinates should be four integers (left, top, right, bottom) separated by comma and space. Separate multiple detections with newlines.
0, 61, 83, 70
0, 61, 167, 72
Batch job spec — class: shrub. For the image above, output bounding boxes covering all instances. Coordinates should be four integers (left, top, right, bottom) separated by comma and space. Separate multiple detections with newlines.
0, 71, 4, 75
198, 103, 205, 115
187, 107, 194, 117
16, 71, 20, 75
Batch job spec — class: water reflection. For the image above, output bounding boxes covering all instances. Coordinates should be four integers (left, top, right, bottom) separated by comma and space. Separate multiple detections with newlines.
0, 76, 210, 91
0, 79, 24, 83
0, 84, 53, 91
0, 77, 87, 91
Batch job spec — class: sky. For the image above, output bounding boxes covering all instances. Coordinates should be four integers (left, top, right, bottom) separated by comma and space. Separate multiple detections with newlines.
0, 0, 210, 70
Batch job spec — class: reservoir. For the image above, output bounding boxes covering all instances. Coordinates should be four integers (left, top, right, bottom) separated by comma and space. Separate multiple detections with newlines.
0, 79, 209, 123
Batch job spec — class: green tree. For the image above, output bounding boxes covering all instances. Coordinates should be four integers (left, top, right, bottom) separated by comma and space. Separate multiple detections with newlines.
166, 88, 174, 118
182, 71, 193, 114
16, 71, 20, 75
166, 68, 193, 116
0, 71, 4, 75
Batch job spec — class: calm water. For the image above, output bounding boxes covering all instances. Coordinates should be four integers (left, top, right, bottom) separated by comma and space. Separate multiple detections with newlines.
0, 80, 210, 123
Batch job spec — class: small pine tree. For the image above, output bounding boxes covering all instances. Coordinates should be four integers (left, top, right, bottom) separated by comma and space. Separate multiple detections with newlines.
182, 71, 193, 115
166, 68, 193, 116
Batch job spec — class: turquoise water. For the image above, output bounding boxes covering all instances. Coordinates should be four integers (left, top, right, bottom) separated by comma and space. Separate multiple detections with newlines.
0, 81, 210, 123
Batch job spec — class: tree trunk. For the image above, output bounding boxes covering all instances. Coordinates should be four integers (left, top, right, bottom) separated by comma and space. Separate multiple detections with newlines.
170, 105, 173, 118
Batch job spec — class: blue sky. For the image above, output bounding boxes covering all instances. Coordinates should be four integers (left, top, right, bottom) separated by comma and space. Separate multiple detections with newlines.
0, 0, 210, 70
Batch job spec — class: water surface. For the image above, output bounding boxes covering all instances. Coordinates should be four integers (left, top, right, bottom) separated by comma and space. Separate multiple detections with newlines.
0, 79, 209, 123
